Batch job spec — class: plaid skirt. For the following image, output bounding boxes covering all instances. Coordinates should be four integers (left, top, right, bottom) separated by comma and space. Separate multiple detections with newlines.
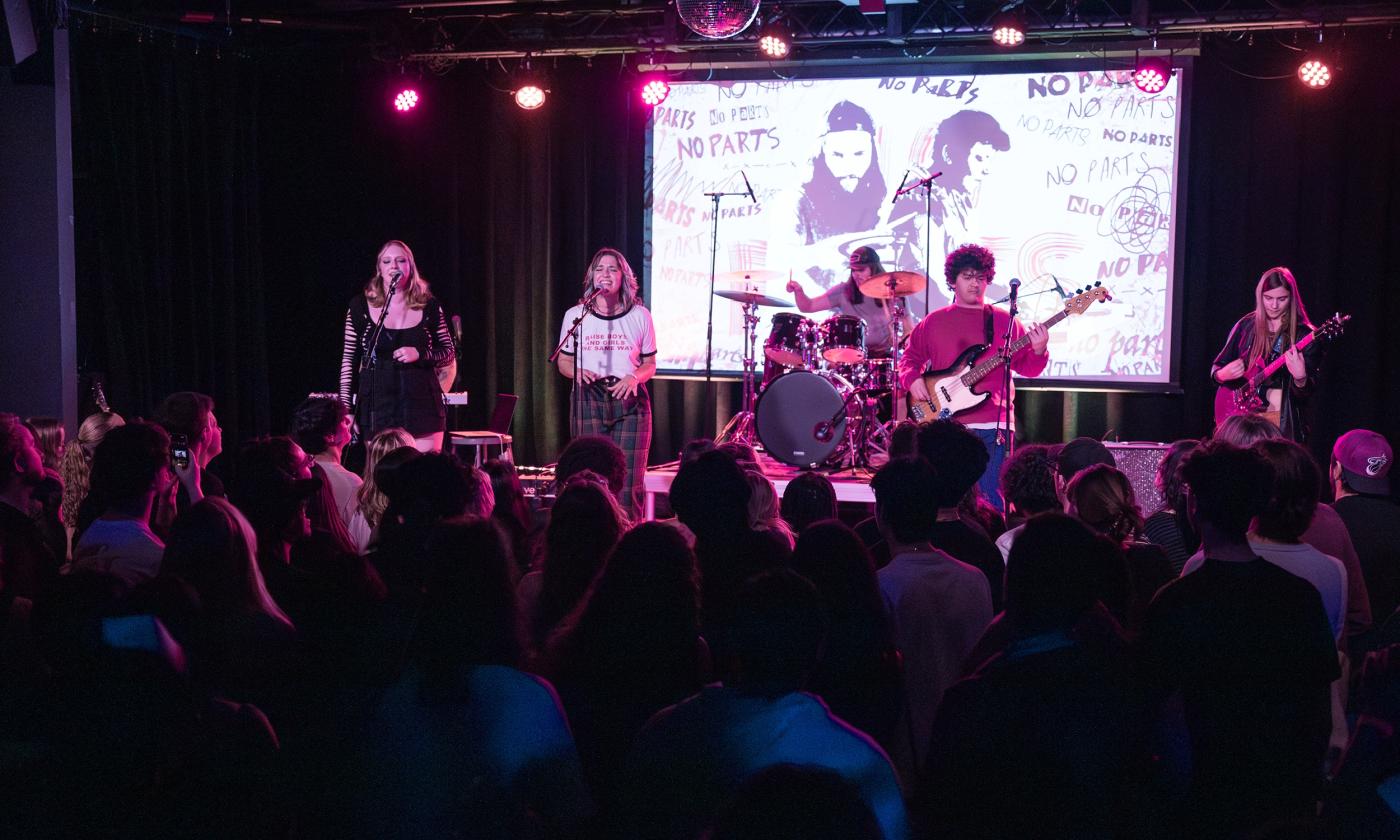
570, 381, 652, 519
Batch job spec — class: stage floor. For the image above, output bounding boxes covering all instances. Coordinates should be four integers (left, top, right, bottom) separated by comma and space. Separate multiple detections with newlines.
642, 456, 877, 520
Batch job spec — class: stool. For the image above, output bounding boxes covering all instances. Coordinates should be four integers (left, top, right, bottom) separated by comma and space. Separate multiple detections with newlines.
449, 431, 513, 466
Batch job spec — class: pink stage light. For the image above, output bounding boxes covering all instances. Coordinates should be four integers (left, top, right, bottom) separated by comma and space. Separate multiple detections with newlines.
393, 88, 420, 112
1298, 58, 1332, 89
641, 78, 671, 107
514, 84, 546, 110
1132, 57, 1172, 94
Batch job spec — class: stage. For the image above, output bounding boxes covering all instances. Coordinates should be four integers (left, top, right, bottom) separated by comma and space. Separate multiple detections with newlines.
640, 441, 1169, 520
642, 458, 877, 520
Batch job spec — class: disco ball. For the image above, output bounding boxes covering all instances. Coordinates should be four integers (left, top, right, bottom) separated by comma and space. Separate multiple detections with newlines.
676, 0, 761, 40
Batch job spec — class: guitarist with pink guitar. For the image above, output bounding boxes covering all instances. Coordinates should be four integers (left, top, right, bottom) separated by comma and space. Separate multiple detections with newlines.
1211, 267, 1348, 443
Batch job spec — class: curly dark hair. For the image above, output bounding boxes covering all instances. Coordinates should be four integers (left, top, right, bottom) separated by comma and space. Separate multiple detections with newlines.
944, 243, 995, 290
1156, 439, 1200, 514
999, 444, 1059, 517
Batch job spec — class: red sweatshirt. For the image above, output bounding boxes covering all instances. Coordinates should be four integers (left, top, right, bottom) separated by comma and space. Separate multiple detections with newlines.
897, 304, 1049, 427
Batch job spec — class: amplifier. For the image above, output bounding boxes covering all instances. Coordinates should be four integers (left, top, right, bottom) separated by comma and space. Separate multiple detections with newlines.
1105, 442, 1170, 515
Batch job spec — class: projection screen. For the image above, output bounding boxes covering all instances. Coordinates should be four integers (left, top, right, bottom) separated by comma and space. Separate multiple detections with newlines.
644, 66, 1185, 386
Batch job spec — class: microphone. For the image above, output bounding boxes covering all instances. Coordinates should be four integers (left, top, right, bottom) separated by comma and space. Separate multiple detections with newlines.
1008, 277, 1020, 307
580, 285, 603, 307
741, 170, 756, 204
813, 421, 834, 444
387, 269, 402, 293
891, 169, 911, 205
1051, 275, 1069, 299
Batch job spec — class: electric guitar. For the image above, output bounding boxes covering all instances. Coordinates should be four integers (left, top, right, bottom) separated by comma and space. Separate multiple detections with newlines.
1212, 312, 1350, 424
907, 283, 1112, 424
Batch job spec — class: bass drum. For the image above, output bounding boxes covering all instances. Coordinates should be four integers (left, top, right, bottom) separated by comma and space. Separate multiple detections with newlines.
755, 370, 854, 469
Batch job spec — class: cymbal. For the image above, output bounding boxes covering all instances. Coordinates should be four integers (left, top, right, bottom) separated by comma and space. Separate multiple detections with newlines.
717, 269, 786, 286
714, 289, 794, 308
858, 271, 927, 299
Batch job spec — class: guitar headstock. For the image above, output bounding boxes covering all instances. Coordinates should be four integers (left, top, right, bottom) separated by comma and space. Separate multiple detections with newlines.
1063, 281, 1112, 315
1316, 312, 1351, 341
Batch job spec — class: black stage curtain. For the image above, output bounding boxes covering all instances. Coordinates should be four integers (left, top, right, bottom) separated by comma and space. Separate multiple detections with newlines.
71, 36, 1400, 466
71, 29, 269, 445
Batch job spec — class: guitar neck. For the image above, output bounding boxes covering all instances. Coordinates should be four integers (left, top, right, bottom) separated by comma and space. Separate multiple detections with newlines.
962, 309, 1066, 387
1253, 329, 1318, 384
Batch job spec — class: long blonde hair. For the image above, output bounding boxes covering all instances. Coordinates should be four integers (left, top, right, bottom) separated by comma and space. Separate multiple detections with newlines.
745, 469, 794, 548
355, 427, 415, 526
583, 247, 641, 310
365, 239, 432, 309
59, 411, 125, 526
1248, 267, 1314, 369
162, 497, 294, 628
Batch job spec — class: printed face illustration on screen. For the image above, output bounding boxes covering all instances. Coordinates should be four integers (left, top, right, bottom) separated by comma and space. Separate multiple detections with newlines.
823, 129, 874, 192
797, 100, 887, 245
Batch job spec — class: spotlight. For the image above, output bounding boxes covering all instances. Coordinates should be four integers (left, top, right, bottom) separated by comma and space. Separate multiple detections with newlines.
392, 88, 420, 113
990, 8, 1025, 47
1132, 56, 1173, 93
641, 77, 671, 107
514, 83, 546, 110
1298, 56, 1332, 89
757, 19, 792, 59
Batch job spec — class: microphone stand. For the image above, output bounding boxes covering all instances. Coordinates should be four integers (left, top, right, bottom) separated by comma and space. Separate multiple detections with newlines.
355, 274, 400, 442
893, 169, 940, 320
997, 282, 1018, 453
550, 288, 602, 438
702, 185, 752, 436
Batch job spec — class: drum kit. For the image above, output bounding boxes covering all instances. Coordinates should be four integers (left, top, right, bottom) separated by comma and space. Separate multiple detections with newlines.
714, 269, 927, 470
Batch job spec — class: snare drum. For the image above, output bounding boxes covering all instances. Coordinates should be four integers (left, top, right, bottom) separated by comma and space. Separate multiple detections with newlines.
820, 315, 866, 364
765, 313, 817, 367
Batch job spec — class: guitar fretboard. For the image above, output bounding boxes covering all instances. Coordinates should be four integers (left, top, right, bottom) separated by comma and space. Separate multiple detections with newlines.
961, 309, 1069, 388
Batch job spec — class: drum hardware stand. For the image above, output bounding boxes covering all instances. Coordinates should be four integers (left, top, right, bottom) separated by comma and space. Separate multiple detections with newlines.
887, 284, 910, 440
716, 299, 762, 446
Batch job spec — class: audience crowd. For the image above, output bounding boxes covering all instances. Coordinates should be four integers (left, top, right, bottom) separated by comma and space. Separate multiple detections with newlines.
2, 396, 1399, 839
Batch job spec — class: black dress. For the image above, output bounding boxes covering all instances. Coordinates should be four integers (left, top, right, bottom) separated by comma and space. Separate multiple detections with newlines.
339, 295, 455, 438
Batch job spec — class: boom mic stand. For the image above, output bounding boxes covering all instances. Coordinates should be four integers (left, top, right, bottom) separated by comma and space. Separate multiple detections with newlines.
702, 183, 753, 436
550, 287, 604, 439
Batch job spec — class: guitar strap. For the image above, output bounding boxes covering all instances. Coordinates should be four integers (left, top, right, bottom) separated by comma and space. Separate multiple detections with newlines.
983, 305, 994, 346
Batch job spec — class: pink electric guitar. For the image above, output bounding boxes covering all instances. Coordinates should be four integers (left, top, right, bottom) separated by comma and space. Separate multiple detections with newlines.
1212, 312, 1349, 424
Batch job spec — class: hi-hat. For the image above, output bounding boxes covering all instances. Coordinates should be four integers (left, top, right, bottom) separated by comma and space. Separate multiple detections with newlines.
714, 289, 794, 307
858, 271, 927, 299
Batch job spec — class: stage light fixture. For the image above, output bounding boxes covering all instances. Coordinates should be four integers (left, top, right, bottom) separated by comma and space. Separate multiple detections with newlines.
990, 8, 1025, 47
514, 83, 546, 110
758, 19, 792, 59
1132, 56, 1172, 93
641, 77, 671, 107
1298, 56, 1332, 89
392, 88, 420, 112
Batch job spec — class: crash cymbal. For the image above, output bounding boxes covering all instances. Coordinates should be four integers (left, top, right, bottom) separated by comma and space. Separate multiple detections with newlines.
714, 289, 794, 308
858, 271, 927, 299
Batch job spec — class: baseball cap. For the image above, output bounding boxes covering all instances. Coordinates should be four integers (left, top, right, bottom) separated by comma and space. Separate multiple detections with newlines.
1333, 429, 1392, 495
848, 246, 881, 268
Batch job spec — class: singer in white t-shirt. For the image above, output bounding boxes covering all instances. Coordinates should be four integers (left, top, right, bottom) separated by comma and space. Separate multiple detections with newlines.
556, 248, 657, 518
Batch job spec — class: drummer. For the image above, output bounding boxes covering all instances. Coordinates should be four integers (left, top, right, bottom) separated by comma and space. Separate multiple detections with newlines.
785, 246, 913, 359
